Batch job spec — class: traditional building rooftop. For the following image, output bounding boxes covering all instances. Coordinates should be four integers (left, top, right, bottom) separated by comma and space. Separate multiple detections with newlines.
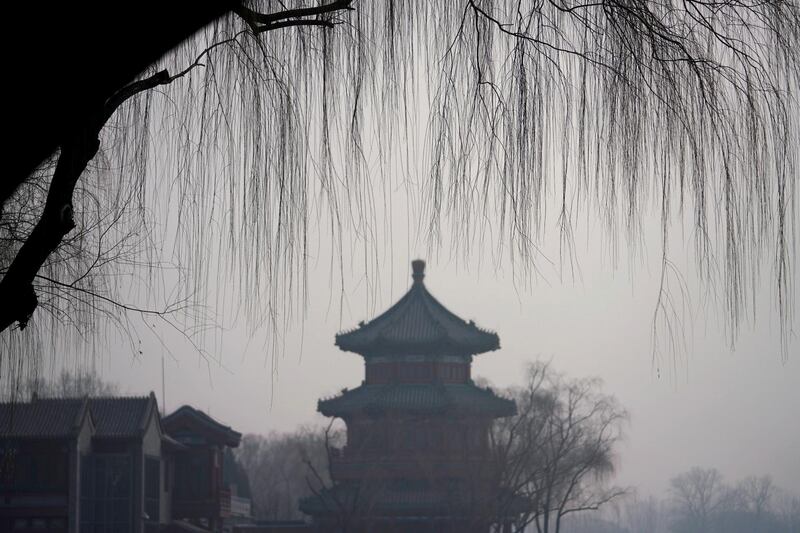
163, 404, 242, 447
0, 397, 91, 439
0, 394, 158, 439
84, 395, 158, 438
319, 383, 516, 418
335, 260, 500, 357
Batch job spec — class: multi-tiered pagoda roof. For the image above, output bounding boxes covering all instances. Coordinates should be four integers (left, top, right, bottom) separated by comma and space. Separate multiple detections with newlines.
335, 260, 500, 357
318, 382, 515, 418
320, 260, 514, 419
302, 260, 518, 530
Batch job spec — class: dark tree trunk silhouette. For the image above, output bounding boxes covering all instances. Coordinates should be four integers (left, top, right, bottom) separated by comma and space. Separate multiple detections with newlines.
1, 1, 353, 331
3, 3, 234, 208
1, 1, 797, 360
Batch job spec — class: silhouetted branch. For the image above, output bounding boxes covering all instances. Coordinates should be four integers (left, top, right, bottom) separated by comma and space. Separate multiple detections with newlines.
0, 1, 356, 333
234, 0, 353, 32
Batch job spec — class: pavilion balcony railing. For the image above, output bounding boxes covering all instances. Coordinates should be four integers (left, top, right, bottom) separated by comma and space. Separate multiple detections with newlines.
329, 453, 496, 480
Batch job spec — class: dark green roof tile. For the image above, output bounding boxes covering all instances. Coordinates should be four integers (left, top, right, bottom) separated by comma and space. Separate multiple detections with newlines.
0, 395, 155, 439
335, 261, 499, 357
318, 383, 516, 418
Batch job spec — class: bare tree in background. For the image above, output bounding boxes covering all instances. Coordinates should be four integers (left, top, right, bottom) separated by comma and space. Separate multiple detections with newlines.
773, 489, 800, 533
738, 476, 776, 518
236, 426, 336, 521
669, 467, 734, 533
552, 483, 799, 532
2, 0, 799, 379
668, 468, 799, 533
1, 369, 119, 401
491, 362, 627, 533
231, 425, 799, 532
618, 496, 671, 533
670, 467, 725, 532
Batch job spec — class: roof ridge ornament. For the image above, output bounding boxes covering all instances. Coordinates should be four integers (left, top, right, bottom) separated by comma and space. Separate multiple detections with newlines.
411, 259, 426, 284
334, 259, 500, 356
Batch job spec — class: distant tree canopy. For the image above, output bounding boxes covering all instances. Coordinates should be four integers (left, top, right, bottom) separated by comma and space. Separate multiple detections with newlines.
222, 368, 800, 532
224, 447, 253, 500
280, 362, 626, 532
0, 369, 119, 402
235, 427, 334, 521
561, 479, 799, 533
1, 1, 798, 366
668, 468, 799, 533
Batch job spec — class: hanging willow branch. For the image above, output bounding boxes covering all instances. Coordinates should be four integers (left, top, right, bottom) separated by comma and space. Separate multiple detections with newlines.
1, 0, 797, 363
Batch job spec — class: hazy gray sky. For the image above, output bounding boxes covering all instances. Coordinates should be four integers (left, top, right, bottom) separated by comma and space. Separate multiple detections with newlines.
29, 50, 798, 500
47, 198, 799, 500
4, 5, 797, 516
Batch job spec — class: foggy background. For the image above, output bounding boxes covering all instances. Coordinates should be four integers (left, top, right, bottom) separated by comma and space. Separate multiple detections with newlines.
3, 5, 799, 532
18, 21, 798, 503
40, 195, 800, 501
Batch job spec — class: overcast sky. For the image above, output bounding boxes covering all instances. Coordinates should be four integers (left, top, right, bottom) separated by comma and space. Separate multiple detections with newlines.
26, 47, 798, 500
44, 191, 799, 501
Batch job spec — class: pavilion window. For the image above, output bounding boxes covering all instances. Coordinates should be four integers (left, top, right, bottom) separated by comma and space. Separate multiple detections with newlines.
397, 363, 434, 382
438, 363, 466, 382
366, 362, 395, 383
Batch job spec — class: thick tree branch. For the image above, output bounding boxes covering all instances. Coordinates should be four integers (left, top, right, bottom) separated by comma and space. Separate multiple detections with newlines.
233, 0, 353, 33
0, 1, 356, 332
0, 69, 181, 332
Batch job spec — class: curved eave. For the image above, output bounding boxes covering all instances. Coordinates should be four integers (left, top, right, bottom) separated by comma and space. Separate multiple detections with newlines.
334, 334, 500, 358
317, 384, 517, 419
334, 281, 500, 357
163, 405, 242, 447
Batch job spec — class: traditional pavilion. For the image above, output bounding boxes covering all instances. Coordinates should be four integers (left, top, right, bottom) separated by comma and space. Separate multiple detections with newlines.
300, 260, 517, 533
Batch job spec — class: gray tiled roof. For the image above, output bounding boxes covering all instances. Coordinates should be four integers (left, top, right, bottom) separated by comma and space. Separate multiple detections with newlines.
318, 383, 516, 418
335, 261, 500, 357
88, 396, 154, 437
0, 398, 89, 438
0, 395, 155, 439
163, 405, 241, 447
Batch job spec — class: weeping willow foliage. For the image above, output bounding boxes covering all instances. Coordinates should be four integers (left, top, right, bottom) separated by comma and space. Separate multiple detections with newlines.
1, 0, 798, 383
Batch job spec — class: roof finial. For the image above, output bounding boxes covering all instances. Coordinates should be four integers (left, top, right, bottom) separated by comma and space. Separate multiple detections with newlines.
411, 259, 426, 283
